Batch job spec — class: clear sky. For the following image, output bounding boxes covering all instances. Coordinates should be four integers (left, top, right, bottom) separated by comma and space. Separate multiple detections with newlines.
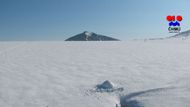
0, 0, 190, 40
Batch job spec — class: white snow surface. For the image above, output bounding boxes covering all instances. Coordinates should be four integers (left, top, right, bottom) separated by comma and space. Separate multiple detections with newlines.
0, 40, 190, 107
84, 31, 93, 36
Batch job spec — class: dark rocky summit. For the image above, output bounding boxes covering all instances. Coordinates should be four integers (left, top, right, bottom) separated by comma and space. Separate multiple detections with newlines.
65, 31, 120, 41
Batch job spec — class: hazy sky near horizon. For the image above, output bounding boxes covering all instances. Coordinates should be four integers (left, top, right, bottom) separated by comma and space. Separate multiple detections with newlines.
0, 0, 190, 40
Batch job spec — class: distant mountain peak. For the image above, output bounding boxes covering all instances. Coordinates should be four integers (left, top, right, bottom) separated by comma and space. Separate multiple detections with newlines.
169, 29, 190, 38
65, 31, 120, 41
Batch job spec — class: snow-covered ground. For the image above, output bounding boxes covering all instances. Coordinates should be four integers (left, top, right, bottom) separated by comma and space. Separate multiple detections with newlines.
0, 40, 190, 107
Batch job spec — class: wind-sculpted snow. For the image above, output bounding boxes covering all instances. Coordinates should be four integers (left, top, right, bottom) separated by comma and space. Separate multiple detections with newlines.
0, 40, 190, 107
119, 86, 174, 107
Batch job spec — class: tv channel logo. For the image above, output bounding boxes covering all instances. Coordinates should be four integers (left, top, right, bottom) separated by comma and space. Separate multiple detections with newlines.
166, 15, 183, 33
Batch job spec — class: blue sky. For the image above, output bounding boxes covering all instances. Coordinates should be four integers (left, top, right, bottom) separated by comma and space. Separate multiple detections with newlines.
0, 0, 190, 40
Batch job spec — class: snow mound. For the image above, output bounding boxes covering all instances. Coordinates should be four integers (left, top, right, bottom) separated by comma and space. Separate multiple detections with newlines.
98, 80, 114, 89
96, 80, 124, 92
